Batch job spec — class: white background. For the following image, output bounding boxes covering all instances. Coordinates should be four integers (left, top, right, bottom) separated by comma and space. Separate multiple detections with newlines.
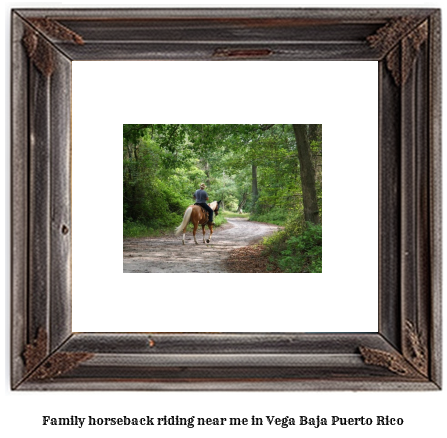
72, 60, 378, 333
2, 1, 445, 438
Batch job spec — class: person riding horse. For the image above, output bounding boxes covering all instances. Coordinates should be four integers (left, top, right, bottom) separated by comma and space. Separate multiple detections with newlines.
193, 183, 214, 225
175, 189, 221, 245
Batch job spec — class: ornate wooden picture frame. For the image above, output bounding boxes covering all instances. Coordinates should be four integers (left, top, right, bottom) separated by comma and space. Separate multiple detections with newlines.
11, 8, 441, 390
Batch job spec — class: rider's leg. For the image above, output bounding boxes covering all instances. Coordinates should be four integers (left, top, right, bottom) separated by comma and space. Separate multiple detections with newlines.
204, 203, 214, 223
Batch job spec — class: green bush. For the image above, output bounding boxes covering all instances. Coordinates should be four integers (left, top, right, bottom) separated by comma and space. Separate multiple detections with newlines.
123, 220, 153, 238
261, 206, 322, 273
249, 207, 290, 226
213, 212, 226, 227
261, 207, 306, 252
277, 222, 322, 273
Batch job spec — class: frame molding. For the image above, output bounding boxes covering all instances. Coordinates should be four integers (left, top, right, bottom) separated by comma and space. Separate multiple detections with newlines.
11, 8, 441, 390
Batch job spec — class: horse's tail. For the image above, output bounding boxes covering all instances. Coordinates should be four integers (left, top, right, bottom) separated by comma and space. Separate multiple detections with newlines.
175, 207, 193, 236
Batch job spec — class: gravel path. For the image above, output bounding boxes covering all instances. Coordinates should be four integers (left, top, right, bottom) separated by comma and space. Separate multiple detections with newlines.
123, 218, 281, 273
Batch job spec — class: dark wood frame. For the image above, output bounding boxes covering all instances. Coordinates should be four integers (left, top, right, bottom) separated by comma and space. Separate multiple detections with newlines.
11, 8, 441, 390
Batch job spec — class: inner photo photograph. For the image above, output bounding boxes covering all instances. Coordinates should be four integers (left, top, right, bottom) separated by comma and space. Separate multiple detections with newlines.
123, 124, 322, 273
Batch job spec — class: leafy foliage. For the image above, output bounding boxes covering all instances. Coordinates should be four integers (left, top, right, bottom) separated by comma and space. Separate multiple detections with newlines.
276, 223, 322, 273
123, 136, 194, 236
261, 208, 322, 273
249, 207, 289, 226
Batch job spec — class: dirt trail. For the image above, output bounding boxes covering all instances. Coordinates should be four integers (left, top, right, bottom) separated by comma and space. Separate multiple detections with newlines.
123, 218, 281, 273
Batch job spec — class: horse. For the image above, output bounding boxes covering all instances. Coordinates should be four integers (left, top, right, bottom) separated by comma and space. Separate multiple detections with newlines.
175, 200, 222, 245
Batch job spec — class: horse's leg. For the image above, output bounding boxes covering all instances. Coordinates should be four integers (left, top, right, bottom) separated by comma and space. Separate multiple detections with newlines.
182, 227, 186, 245
193, 222, 199, 244
202, 224, 206, 243
206, 224, 213, 243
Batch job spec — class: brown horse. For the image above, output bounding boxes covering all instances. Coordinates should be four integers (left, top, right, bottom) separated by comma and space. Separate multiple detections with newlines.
175, 200, 221, 245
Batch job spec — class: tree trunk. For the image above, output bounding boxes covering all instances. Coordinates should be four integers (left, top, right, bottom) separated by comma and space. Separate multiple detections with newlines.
309, 124, 322, 186
252, 164, 258, 202
237, 191, 248, 213
309, 124, 321, 144
292, 124, 320, 224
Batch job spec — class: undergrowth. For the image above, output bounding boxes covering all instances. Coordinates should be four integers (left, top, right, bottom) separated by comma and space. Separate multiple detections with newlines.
222, 211, 250, 218
123, 211, 227, 238
262, 209, 322, 273
249, 207, 289, 226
